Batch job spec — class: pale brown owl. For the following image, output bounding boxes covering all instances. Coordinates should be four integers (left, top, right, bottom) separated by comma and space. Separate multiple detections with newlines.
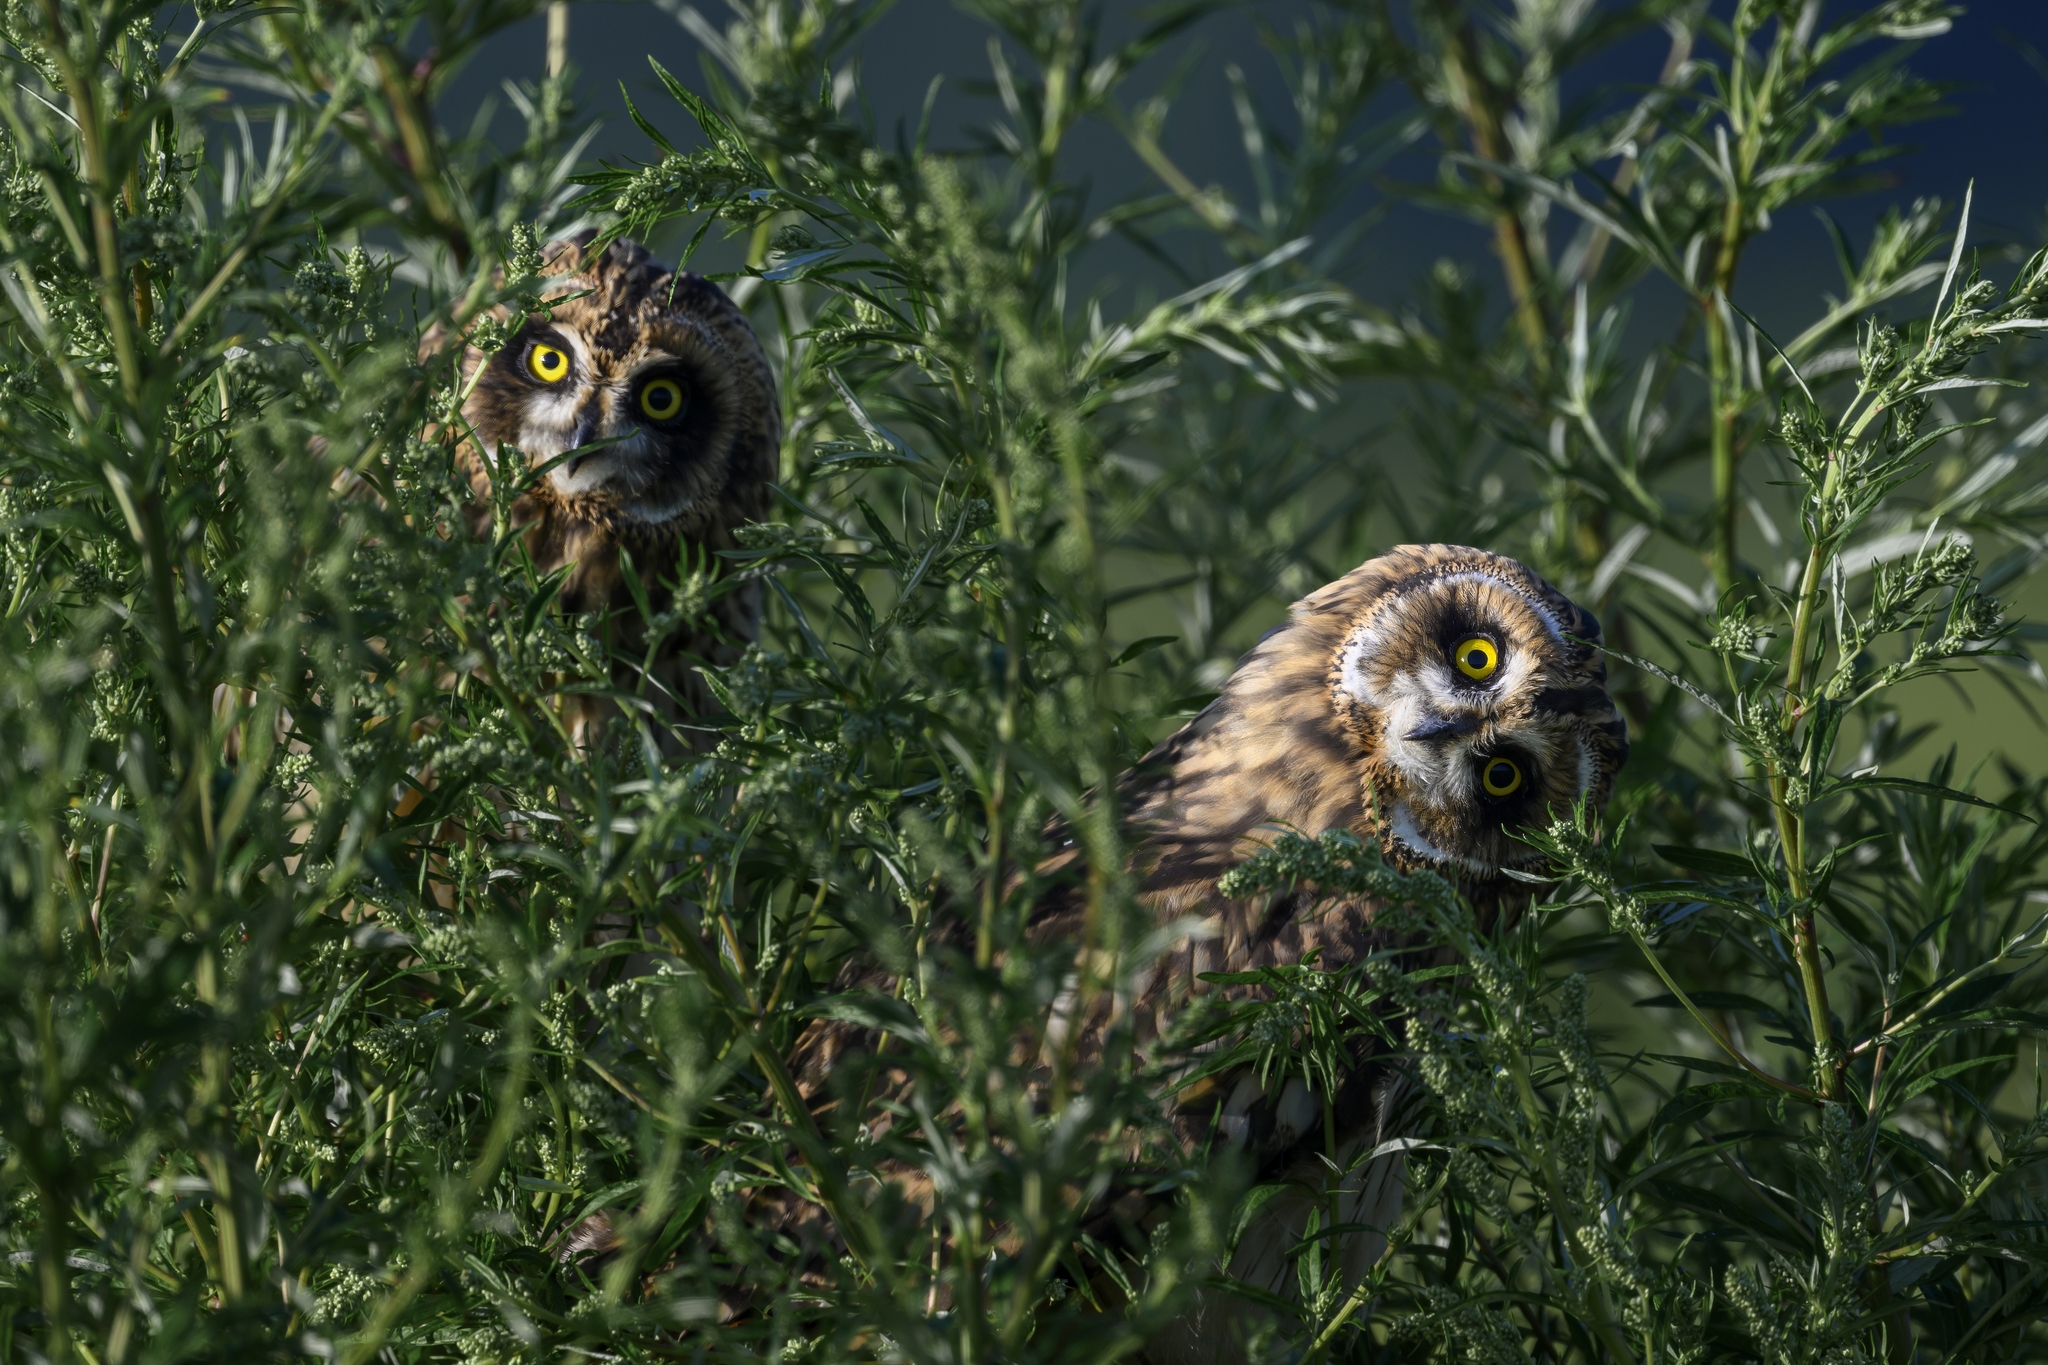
449, 229, 778, 733
1057, 541, 1629, 1360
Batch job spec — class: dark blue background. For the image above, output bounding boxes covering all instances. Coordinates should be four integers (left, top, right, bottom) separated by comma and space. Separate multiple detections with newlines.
440, 0, 2048, 332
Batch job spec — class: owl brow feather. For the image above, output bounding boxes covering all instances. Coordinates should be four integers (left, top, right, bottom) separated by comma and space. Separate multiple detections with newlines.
1434, 569, 1568, 640
1352, 571, 1568, 666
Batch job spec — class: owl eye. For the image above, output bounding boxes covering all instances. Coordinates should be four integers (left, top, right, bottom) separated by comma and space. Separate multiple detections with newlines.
638, 377, 688, 421
1480, 757, 1523, 798
526, 342, 570, 383
1453, 636, 1499, 681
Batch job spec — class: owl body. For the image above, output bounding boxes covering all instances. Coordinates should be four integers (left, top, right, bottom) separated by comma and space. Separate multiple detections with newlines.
1066, 544, 1627, 1361
767, 546, 1627, 1352
452, 232, 778, 729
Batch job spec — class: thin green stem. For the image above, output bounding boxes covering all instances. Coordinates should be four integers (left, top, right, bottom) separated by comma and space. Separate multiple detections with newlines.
38, 0, 143, 406
1508, 1054, 1639, 1365
338, 1009, 534, 1365
370, 45, 469, 265
1626, 925, 1814, 1100
1777, 445, 1848, 1100
1705, 225, 1749, 592
654, 904, 874, 1272
1848, 914, 2048, 1059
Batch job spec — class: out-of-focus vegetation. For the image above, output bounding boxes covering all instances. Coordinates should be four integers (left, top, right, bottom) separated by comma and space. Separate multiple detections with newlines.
8, 0, 2048, 1360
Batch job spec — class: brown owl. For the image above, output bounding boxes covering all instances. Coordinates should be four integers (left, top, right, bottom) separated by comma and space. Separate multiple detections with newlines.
1054, 542, 1629, 1361
450, 229, 778, 733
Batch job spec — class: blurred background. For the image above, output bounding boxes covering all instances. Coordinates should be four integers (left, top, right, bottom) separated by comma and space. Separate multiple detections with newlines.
434, 0, 2048, 770
441, 0, 2048, 314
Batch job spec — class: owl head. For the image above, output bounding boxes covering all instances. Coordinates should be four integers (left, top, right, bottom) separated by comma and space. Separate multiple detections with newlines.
1135, 545, 1628, 890
452, 230, 778, 611
1317, 545, 1628, 875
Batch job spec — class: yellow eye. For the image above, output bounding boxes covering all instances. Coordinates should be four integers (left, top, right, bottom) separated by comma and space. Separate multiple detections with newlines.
526, 342, 570, 383
639, 377, 686, 421
1453, 636, 1499, 681
1481, 757, 1523, 798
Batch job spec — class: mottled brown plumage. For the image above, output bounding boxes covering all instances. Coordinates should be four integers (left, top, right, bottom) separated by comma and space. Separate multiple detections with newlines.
452, 230, 778, 728
1057, 542, 1629, 1360
1096, 542, 1625, 1022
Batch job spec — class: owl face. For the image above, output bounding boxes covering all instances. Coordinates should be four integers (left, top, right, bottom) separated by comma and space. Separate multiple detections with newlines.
455, 232, 777, 562
1329, 549, 1626, 875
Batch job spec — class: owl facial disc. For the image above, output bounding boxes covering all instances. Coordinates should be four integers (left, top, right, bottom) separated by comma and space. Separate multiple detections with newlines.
454, 232, 778, 549
485, 316, 731, 525
1331, 552, 1625, 877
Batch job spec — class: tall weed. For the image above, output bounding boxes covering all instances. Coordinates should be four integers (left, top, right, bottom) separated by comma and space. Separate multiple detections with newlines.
5, 1, 2048, 1361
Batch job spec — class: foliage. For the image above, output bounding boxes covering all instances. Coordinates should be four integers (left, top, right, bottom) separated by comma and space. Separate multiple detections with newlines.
6, 0, 2048, 1362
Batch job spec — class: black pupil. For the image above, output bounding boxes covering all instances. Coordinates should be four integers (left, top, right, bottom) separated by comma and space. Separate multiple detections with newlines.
1466, 648, 1487, 669
1489, 762, 1512, 787
539, 350, 559, 372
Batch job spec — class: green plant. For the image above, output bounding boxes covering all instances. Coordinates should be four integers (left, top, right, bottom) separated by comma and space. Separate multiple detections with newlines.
7, 0, 2048, 1362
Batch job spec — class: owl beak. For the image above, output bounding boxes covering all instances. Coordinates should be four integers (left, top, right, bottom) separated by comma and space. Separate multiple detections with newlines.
1402, 712, 1481, 743
562, 412, 601, 474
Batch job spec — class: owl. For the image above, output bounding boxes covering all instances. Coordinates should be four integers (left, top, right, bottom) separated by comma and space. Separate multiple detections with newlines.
450, 229, 779, 733
770, 544, 1627, 1353
1047, 542, 1630, 1360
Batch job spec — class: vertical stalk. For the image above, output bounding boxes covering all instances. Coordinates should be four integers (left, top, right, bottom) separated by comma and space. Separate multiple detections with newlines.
1775, 450, 1843, 1101
1704, 4, 1794, 595
37, 0, 142, 403
35, 970, 71, 1364
193, 950, 246, 1301
338, 1012, 535, 1365
369, 45, 468, 266
652, 903, 873, 1269
1493, 208, 1549, 364
116, 34, 152, 338
1706, 196, 1748, 594
1777, 366, 1884, 1113
975, 421, 1020, 973
1442, 22, 1549, 370
1508, 1058, 1637, 1365
545, 2, 569, 77
1051, 422, 1112, 967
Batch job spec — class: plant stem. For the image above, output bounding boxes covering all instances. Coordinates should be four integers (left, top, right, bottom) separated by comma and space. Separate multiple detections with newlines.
1706, 196, 1748, 593
38, 0, 142, 406
545, 2, 569, 77
1508, 1056, 1638, 1364
1846, 912, 2048, 1058
370, 44, 469, 266
1774, 376, 1904, 1111
977, 459, 1020, 972
1443, 21, 1549, 369
339, 1011, 533, 1365
1788, 913, 1839, 1095
654, 903, 874, 1271
1628, 922, 1812, 1099
1777, 445, 1846, 1101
